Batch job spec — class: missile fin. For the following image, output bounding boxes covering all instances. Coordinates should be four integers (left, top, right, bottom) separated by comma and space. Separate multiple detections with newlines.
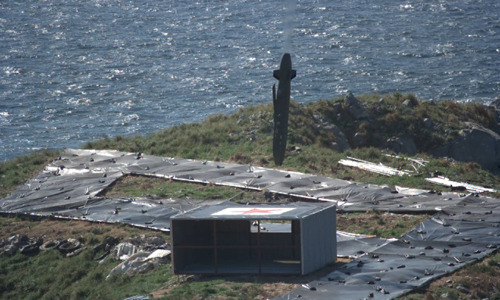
272, 84, 277, 105
273, 70, 280, 80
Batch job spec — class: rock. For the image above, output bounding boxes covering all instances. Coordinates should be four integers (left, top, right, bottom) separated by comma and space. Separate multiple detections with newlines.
490, 96, 500, 109
110, 235, 169, 261
288, 145, 302, 153
103, 236, 120, 248
448, 123, 500, 173
352, 132, 368, 148
8, 234, 29, 247
386, 137, 417, 156
2, 234, 29, 256
402, 99, 414, 107
455, 284, 470, 294
106, 250, 171, 279
323, 124, 350, 151
423, 118, 434, 131
107, 251, 151, 279
20, 237, 43, 255
344, 92, 360, 107
147, 249, 171, 260
144, 236, 166, 247
343, 93, 372, 120
138, 235, 168, 251
113, 242, 139, 260
2, 245, 19, 256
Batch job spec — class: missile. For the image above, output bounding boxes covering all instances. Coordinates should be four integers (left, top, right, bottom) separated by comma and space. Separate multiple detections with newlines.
272, 53, 296, 166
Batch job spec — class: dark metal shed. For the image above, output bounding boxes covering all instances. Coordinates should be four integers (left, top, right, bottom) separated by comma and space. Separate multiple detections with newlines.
171, 202, 336, 275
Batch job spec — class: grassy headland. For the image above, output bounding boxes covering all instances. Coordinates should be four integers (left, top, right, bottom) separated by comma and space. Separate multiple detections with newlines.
83, 93, 500, 192
2, 93, 500, 299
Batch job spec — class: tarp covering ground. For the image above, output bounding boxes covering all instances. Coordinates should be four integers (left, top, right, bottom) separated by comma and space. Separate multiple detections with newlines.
2, 149, 500, 299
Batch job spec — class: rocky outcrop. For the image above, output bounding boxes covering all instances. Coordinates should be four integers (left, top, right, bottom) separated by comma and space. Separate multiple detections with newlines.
106, 235, 170, 279
309, 93, 500, 173
385, 137, 417, 156
324, 124, 350, 152
106, 249, 171, 279
434, 123, 500, 173
343, 93, 373, 121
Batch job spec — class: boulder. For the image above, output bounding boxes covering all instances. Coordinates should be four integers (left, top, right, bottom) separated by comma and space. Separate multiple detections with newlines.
106, 249, 171, 279
343, 93, 372, 120
2, 244, 19, 256
8, 234, 29, 247
323, 124, 351, 151
402, 99, 414, 107
20, 237, 43, 255
423, 118, 434, 131
490, 96, 500, 109
448, 123, 500, 173
386, 137, 417, 156
113, 242, 138, 260
352, 132, 368, 148
143, 236, 166, 247
1, 235, 29, 256
107, 251, 151, 279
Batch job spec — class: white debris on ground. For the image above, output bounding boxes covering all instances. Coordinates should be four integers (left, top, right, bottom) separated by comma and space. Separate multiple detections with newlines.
339, 157, 413, 176
384, 154, 428, 172
114, 242, 139, 261
106, 249, 171, 279
105, 235, 171, 279
425, 176, 497, 193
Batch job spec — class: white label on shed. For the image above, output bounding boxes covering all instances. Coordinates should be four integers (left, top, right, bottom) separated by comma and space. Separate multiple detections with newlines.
211, 207, 296, 216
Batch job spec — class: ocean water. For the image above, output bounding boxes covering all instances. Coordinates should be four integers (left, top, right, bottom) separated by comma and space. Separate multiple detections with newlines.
1, 0, 499, 161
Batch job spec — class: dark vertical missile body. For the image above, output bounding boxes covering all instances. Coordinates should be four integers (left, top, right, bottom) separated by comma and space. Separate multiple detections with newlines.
272, 53, 296, 166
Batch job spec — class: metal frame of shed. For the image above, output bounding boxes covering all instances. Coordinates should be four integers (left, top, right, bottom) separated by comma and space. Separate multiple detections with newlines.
171, 202, 336, 275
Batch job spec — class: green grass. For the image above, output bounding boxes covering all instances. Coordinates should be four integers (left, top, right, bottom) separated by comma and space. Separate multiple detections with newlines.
0, 247, 171, 300
337, 211, 429, 238
0, 149, 60, 199
103, 175, 268, 203
165, 279, 263, 300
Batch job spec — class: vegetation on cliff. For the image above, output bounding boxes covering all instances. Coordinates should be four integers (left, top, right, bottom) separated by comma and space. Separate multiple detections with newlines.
82, 93, 500, 192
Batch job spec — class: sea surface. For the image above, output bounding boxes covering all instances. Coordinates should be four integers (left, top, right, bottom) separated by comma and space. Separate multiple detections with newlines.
1, 0, 499, 161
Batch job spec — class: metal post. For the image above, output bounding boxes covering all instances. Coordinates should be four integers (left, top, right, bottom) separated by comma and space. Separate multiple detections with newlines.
213, 220, 218, 274
257, 220, 262, 274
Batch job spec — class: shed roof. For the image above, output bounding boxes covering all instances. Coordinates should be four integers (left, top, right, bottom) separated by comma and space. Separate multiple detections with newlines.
172, 202, 335, 220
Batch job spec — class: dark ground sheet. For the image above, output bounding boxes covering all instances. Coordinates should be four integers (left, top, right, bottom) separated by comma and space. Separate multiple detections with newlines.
2, 149, 499, 299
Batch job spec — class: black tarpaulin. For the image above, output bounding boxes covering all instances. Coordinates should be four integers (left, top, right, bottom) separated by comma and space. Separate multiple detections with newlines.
2, 149, 500, 299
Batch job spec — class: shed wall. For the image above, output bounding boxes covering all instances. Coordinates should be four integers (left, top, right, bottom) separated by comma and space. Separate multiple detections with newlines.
301, 206, 336, 274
